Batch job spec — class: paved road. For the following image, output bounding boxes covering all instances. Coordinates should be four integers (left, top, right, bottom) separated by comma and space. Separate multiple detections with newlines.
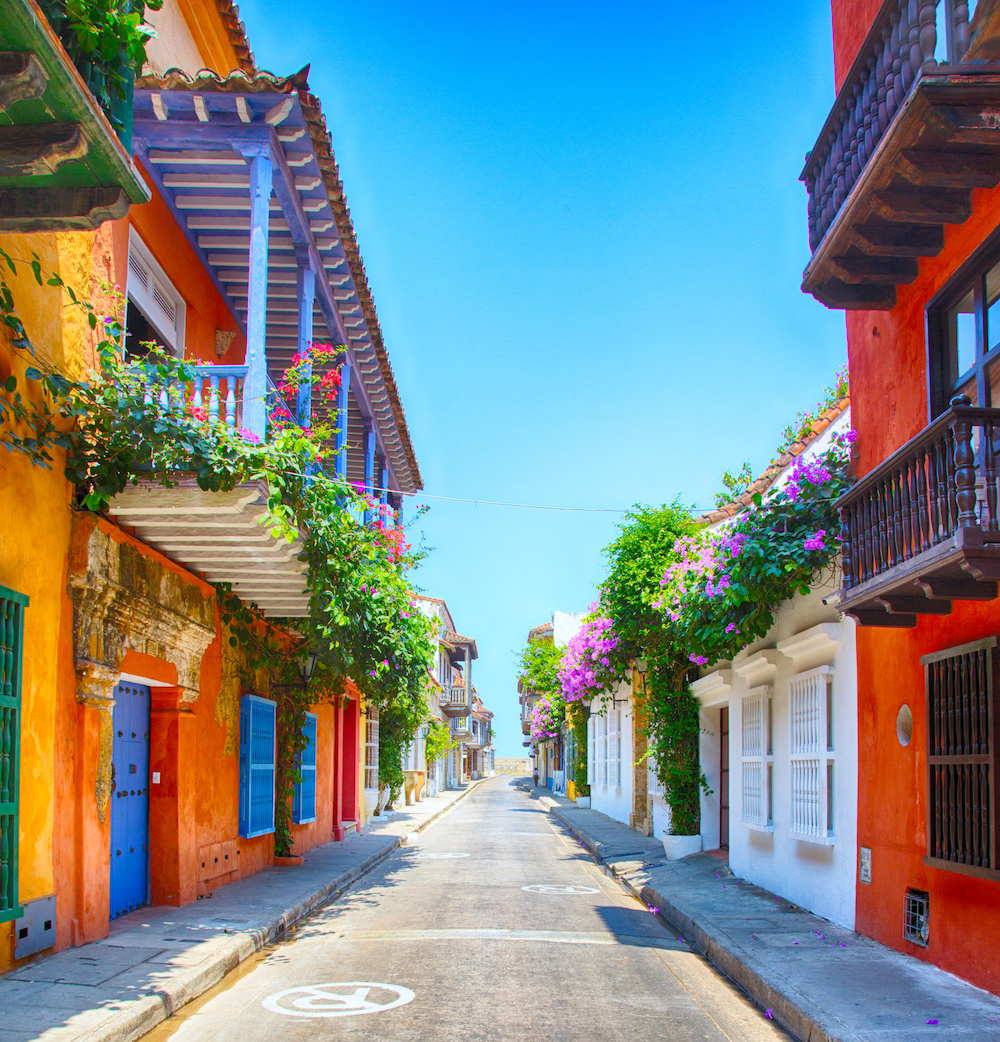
148, 778, 789, 1041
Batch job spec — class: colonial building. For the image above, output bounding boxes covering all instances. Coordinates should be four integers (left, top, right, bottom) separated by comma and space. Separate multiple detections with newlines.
0, 0, 420, 968
803, 0, 1000, 991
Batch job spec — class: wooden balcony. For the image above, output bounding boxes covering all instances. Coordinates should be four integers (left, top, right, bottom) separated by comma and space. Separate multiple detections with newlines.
0, 0, 149, 230
838, 398, 1000, 625
801, 0, 1000, 309
441, 684, 471, 718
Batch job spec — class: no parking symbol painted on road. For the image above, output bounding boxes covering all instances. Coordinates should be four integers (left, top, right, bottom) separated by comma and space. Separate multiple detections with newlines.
262, 982, 415, 1018
522, 884, 599, 895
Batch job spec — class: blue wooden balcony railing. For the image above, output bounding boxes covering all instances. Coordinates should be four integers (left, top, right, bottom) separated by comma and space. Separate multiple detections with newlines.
803, 0, 977, 253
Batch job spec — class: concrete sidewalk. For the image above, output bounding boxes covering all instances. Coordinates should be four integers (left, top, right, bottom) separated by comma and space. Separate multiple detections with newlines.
525, 785, 1000, 1042
0, 779, 487, 1042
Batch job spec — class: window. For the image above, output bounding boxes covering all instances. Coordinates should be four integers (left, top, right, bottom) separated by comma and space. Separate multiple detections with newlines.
292, 712, 317, 825
596, 712, 608, 786
364, 707, 379, 791
608, 709, 622, 789
929, 244, 1000, 415
587, 716, 595, 785
741, 687, 773, 830
239, 695, 276, 838
788, 667, 835, 843
125, 229, 186, 357
0, 586, 26, 923
922, 637, 1000, 877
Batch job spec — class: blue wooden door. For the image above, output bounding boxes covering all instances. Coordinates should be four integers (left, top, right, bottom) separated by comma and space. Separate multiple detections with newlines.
110, 681, 150, 919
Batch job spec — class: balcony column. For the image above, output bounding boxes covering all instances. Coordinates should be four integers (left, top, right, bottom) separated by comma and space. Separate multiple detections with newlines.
378, 459, 388, 506
244, 150, 272, 440
295, 251, 315, 427
335, 360, 352, 482
363, 425, 376, 521
464, 646, 471, 703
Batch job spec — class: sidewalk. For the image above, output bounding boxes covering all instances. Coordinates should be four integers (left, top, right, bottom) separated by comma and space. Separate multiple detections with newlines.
524, 785, 1000, 1042
0, 779, 487, 1042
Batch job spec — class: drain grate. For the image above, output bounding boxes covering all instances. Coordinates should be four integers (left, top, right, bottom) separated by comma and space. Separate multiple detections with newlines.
903, 888, 929, 947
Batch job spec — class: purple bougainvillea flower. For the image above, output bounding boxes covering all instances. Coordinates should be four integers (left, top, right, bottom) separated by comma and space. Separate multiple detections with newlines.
927, 1020, 938, 1026
765, 1010, 773, 1020
649, 906, 660, 915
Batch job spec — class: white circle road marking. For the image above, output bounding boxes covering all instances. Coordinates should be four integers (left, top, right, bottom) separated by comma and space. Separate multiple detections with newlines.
262, 983, 415, 1018
414, 852, 470, 859
522, 884, 599, 895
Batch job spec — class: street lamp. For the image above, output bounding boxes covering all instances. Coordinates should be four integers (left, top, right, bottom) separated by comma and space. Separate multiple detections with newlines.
296, 648, 319, 686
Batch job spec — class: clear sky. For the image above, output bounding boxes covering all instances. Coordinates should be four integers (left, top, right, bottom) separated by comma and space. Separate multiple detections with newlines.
240, 1, 848, 757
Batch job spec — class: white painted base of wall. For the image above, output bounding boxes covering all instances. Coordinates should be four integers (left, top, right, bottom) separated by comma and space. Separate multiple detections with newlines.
662, 833, 702, 860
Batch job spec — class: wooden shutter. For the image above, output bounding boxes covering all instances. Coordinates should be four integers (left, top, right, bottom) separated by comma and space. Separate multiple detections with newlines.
789, 667, 834, 841
239, 695, 276, 838
923, 638, 1000, 878
0, 587, 26, 922
741, 688, 772, 829
292, 712, 318, 825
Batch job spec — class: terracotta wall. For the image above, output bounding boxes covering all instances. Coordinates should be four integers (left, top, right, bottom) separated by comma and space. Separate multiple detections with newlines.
841, 112, 1000, 996
830, 0, 884, 90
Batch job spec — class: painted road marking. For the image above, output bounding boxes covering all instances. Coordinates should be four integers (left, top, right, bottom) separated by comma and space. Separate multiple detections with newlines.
342, 928, 688, 950
262, 982, 415, 1018
511, 831, 557, 836
522, 884, 599, 895
414, 852, 470, 859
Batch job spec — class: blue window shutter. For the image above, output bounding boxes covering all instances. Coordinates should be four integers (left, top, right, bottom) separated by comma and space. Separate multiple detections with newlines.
0, 586, 27, 923
239, 695, 276, 838
293, 712, 317, 825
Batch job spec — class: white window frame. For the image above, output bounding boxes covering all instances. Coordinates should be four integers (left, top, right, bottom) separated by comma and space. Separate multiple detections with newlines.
608, 708, 622, 789
587, 715, 595, 785
788, 665, 836, 844
596, 711, 607, 787
741, 686, 773, 831
364, 707, 379, 791
126, 228, 186, 354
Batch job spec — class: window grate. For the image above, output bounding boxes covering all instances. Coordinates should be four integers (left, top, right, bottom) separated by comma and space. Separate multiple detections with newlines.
0, 587, 26, 923
364, 708, 379, 791
923, 638, 999, 872
741, 687, 772, 828
904, 888, 930, 947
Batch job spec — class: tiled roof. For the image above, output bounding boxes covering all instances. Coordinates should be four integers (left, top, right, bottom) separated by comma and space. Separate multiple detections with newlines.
528, 622, 553, 640
698, 397, 850, 525
444, 631, 475, 645
134, 67, 421, 492
216, 0, 254, 73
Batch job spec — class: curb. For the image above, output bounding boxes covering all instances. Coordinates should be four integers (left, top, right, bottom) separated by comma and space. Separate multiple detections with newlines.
539, 800, 833, 1042
80, 780, 488, 1042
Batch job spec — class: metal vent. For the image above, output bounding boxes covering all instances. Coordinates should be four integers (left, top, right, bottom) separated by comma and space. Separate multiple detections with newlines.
904, 888, 929, 947
13, 895, 56, 959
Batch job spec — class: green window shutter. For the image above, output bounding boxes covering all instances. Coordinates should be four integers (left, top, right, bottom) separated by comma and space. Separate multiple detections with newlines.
0, 586, 27, 923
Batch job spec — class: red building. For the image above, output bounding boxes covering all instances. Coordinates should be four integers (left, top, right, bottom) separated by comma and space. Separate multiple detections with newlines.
805, 0, 1000, 993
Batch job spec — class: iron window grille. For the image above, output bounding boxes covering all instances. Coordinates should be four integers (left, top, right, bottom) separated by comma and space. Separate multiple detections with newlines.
364, 707, 379, 791
921, 637, 1000, 880
741, 686, 774, 831
904, 888, 930, 948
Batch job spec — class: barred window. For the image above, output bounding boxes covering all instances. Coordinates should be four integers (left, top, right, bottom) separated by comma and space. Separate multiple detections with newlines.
922, 638, 1000, 878
741, 687, 773, 830
364, 707, 379, 791
788, 666, 835, 843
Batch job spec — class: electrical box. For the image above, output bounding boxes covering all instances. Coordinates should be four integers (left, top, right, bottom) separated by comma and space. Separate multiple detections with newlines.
13, 894, 56, 959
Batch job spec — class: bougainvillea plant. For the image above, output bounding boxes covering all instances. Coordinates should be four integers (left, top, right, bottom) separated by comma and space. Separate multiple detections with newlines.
558, 609, 621, 703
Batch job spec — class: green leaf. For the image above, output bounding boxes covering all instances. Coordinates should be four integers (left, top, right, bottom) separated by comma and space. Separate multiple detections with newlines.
2, 375, 15, 392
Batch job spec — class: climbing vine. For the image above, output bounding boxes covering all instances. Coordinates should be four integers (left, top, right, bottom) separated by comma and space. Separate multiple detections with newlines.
0, 251, 436, 855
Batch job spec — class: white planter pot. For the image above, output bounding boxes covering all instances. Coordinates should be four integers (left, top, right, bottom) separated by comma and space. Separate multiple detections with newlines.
575, 796, 591, 808
662, 833, 702, 860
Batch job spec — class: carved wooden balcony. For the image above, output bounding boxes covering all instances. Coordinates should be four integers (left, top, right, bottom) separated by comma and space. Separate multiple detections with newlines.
0, 0, 149, 230
802, 0, 1000, 309
838, 398, 1000, 625
441, 684, 471, 718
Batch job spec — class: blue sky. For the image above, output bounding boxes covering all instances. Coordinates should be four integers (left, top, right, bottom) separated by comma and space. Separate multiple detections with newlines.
241, 1, 847, 757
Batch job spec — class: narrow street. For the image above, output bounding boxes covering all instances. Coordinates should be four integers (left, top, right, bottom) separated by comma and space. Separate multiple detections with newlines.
147, 778, 787, 1041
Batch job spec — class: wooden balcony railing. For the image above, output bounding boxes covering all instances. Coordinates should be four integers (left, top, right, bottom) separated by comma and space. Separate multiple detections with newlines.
804, 0, 975, 254
839, 397, 1000, 622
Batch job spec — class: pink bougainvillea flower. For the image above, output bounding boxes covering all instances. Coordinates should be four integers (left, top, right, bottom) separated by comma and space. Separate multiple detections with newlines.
765, 1010, 773, 1020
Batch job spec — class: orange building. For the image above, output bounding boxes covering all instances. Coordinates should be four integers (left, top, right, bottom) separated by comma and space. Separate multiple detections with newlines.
0, 0, 420, 968
804, 0, 1000, 992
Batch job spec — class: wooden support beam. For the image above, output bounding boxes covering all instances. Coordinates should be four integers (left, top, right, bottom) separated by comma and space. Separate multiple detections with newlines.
810, 279, 897, 309
0, 52, 46, 110
897, 149, 1000, 189
875, 187, 972, 225
852, 221, 945, 257
0, 122, 86, 175
832, 254, 919, 282
848, 609, 918, 628
875, 595, 952, 615
0, 187, 128, 230
917, 577, 1000, 601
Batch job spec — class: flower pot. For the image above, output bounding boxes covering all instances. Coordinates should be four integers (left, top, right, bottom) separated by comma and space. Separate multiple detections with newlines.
362, 787, 380, 822
575, 796, 591, 808
404, 771, 418, 805
273, 854, 303, 867
662, 833, 702, 860
414, 770, 426, 802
